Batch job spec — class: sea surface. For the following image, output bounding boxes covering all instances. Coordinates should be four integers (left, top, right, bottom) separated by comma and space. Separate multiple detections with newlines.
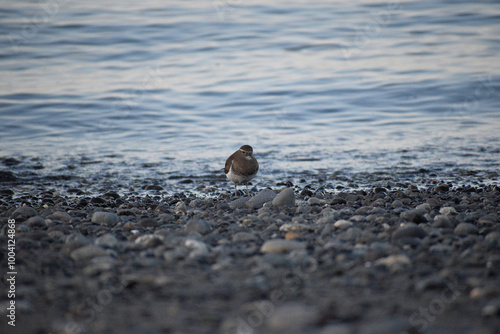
1, 0, 499, 190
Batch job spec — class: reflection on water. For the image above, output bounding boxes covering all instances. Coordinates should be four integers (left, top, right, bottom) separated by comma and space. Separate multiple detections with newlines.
0, 0, 499, 181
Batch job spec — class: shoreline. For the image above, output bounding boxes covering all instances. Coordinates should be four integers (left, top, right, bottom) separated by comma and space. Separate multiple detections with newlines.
0, 172, 499, 333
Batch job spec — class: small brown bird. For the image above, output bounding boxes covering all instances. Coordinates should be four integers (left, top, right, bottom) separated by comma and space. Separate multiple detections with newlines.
224, 145, 259, 196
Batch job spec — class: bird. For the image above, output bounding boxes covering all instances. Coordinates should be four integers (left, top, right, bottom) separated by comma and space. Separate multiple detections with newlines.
224, 145, 259, 196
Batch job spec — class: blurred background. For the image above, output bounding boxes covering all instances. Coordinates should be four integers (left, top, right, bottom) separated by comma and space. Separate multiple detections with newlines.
1, 0, 499, 186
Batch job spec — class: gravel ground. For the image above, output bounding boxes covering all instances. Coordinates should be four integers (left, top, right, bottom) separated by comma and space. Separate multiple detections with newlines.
1, 167, 500, 334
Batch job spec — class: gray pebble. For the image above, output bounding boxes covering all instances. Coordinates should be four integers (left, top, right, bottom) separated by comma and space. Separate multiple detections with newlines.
232, 232, 259, 242
135, 234, 163, 248
12, 206, 37, 220
185, 238, 209, 258
91, 211, 119, 226
440, 206, 458, 216
260, 239, 305, 253
267, 302, 319, 331
65, 233, 92, 251
137, 217, 158, 228
53, 211, 71, 223
95, 233, 120, 249
392, 225, 427, 240
246, 189, 277, 209
400, 208, 427, 223
228, 196, 250, 209
454, 222, 478, 235
26, 215, 47, 228
70, 244, 108, 261
272, 188, 296, 207
185, 219, 212, 235
485, 231, 500, 246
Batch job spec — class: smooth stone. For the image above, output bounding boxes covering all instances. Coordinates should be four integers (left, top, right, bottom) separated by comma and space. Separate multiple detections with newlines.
375, 254, 411, 269
91, 211, 119, 226
95, 233, 119, 249
83, 256, 117, 275
260, 239, 305, 254
272, 188, 296, 207
137, 217, 158, 228
134, 234, 163, 248
333, 219, 353, 230
454, 222, 478, 235
232, 232, 259, 242
392, 225, 427, 240
185, 219, 213, 235
228, 196, 250, 209
185, 239, 209, 258
26, 215, 47, 228
246, 189, 277, 209
12, 206, 38, 220
320, 324, 354, 334
400, 209, 427, 223
432, 215, 456, 228
53, 211, 71, 223
65, 233, 92, 251
267, 302, 319, 331
70, 244, 108, 261
308, 197, 322, 206
317, 215, 335, 225
435, 183, 450, 192
279, 223, 310, 232
440, 206, 458, 216
485, 231, 500, 245
415, 203, 431, 212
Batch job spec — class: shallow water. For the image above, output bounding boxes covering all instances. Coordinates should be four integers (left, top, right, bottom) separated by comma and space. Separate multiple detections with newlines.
1, 0, 499, 188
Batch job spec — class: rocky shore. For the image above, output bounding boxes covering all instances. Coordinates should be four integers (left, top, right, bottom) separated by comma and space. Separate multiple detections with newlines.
1, 169, 500, 334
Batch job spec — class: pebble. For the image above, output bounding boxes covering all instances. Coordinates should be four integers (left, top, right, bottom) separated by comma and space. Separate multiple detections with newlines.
246, 189, 277, 209
91, 211, 120, 226
392, 225, 427, 240
272, 188, 296, 207
228, 196, 250, 209
137, 217, 158, 227
12, 206, 38, 220
440, 206, 458, 216
260, 239, 306, 253
95, 233, 120, 249
185, 238, 209, 258
279, 223, 310, 232
185, 219, 213, 235
400, 208, 427, 223
134, 234, 163, 248
267, 302, 319, 331
53, 211, 71, 223
70, 244, 108, 261
375, 254, 411, 270
454, 222, 478, 235
25, 215, 47, 228
333, 219, 353, 230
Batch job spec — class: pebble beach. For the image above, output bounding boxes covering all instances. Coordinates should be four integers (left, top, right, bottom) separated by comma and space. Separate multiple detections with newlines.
1, 160, 499, 334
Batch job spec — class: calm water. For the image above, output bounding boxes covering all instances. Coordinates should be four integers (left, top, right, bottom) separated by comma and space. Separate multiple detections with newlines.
1, 0, 499, 187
